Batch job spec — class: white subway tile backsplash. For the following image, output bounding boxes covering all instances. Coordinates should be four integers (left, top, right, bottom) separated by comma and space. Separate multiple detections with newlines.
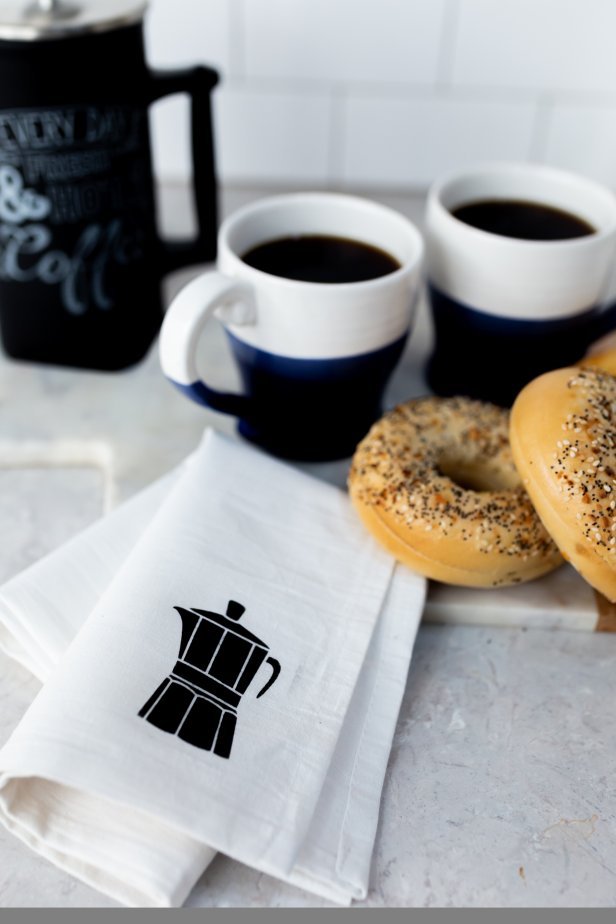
453, 0, 616, 94
143, 0, 616, 191
542, 104, 616, 188
340, 95, 537, 189
149, 96, 192, 183
214, 87, 333, 184
145, 0, 232, 71
150, 83, 334, 187
244, 0, 447, 85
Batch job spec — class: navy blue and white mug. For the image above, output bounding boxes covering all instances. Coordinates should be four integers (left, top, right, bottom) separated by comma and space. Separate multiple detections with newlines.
159, 193, 424, 460
425, 162, 616, 407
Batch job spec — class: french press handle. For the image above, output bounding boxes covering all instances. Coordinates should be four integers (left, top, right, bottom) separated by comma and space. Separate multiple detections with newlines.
147, 64, 219, 274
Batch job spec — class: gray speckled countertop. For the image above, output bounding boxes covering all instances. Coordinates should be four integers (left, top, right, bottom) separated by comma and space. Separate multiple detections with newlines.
0, 186, 615, 908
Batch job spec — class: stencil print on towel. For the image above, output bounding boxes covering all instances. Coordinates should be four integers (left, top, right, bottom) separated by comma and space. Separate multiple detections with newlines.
138, 600, 281, 759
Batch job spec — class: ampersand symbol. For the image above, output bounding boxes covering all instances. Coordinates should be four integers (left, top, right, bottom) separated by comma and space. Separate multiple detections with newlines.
0, 165, 51, 224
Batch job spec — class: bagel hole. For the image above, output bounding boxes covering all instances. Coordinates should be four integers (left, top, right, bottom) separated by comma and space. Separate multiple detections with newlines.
437, 454, 518, 492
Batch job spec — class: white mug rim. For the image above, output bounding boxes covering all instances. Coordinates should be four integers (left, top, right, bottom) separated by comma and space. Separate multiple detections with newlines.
429, 161, 616, 250
217, 191, 424, 292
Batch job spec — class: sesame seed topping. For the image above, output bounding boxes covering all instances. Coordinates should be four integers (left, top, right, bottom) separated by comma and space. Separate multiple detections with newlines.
348, 395, 559, 576
547, 367, 616, 564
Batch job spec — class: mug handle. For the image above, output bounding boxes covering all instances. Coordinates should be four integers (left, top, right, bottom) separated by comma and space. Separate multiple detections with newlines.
159, 271, 255, 417
147, 65, 219, 273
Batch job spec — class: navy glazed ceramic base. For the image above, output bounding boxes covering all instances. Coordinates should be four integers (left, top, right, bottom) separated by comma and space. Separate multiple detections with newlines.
171, 332, 408, 462
230, 331, 409, 461
426, 284, 616, 408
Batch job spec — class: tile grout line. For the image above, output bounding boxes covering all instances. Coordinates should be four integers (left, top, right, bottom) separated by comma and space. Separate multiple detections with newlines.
528, 94, 554, 163
436, 0, 461, 90
219, 73, 616, 109
228, 0, 246, 80
327, 84, 346, 186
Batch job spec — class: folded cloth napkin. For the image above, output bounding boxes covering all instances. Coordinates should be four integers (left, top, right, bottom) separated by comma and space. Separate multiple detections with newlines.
0, 464, 183, 682
0, 429, 425, 907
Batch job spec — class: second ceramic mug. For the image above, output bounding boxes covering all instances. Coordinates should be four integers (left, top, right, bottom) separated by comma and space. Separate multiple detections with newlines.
425, 162, 616, 407
160, 193, 424, 461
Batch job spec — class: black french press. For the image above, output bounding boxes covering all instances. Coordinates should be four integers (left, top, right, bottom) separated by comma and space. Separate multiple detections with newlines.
0, 0, 218, 370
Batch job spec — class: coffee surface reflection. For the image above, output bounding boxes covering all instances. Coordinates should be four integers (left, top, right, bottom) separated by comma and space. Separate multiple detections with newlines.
242, 234, 400, 284
451, 198, 595, 241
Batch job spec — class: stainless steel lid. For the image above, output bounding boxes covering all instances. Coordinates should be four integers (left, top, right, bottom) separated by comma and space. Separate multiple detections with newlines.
0, 0, 148, 40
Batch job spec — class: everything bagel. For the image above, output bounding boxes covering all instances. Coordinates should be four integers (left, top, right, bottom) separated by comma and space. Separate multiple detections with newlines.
510, 366, 616, 601
349, 396, 562, 588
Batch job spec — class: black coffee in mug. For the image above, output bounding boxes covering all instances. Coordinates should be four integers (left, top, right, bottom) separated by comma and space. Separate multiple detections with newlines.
160, 194, 424, 461
241, 235, 400, 283
426, 163, 616, 409
451, 199, 596, 241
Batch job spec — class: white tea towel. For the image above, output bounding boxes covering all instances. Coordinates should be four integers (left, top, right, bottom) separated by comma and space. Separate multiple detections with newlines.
0, 430, 425, 906
290, 564, 422, 902
0, 463, 184, 681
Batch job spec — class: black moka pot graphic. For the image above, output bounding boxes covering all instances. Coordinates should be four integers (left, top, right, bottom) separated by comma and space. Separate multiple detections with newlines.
139, 601, 281, 759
